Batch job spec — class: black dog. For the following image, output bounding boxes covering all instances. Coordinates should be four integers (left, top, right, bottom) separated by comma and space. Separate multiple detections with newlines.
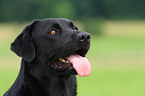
4, 18, 91, 96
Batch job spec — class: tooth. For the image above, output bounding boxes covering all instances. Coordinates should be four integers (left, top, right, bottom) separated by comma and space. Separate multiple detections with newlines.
59, 58, 70, 63
62, 59, 65, 63
59, 58, 63, 61
65, 60, 69, 63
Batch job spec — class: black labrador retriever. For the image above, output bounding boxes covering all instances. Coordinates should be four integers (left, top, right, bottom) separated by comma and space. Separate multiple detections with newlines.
4, 18, 91, 96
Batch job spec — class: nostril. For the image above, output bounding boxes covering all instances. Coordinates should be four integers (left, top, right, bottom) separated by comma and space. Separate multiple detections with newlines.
79, 35, 85, 40
82, 35, 85, 40
87, 35, 91, 39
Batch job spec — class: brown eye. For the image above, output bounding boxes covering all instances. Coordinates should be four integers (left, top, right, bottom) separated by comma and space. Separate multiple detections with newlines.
50, 30, 56, 34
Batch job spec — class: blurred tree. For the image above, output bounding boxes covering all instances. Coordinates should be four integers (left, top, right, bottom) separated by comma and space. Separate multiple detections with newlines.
72, 0, 108, 18
103, 0, 145, 19
0, 0, 145, 22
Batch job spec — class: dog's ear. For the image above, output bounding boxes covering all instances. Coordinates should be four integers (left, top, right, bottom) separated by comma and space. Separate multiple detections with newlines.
11, 20, 39, 62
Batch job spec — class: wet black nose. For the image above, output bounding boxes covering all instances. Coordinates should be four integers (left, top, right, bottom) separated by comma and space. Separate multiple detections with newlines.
77, 32, 91, 42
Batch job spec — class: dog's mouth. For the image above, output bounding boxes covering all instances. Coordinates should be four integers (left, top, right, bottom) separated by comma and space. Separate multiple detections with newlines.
50, 48, 91, 77
52, 57, 72, 71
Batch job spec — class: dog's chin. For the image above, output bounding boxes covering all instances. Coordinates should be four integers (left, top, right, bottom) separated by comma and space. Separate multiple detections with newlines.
50, 47, 89, 73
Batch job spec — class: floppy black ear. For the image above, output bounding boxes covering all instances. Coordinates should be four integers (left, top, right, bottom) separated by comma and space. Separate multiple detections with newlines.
11, 20, 38, 62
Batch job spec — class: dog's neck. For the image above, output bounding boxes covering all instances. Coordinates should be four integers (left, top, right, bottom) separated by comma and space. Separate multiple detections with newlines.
22, 60, 76, 96
35, 75, 72, 96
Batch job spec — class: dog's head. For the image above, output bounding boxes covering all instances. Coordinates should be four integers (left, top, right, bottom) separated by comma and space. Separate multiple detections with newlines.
11, 18, 91, 77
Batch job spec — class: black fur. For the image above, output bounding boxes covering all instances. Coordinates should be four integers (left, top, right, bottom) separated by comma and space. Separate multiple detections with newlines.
4, 18, 90, 96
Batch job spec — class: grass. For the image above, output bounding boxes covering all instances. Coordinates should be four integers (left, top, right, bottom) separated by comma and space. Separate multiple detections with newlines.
77, 70, 145, 96
0, 70, 19, 95
0, 21, 145, 96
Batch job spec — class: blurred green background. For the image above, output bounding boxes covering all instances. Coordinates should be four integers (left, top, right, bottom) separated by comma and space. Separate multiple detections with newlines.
0, 0, 145, 96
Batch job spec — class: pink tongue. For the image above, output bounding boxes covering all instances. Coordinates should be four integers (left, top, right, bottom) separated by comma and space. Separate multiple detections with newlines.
66, 54, 91, 77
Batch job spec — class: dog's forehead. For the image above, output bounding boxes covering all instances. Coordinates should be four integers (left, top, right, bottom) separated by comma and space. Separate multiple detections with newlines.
41, 18, 73, 26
